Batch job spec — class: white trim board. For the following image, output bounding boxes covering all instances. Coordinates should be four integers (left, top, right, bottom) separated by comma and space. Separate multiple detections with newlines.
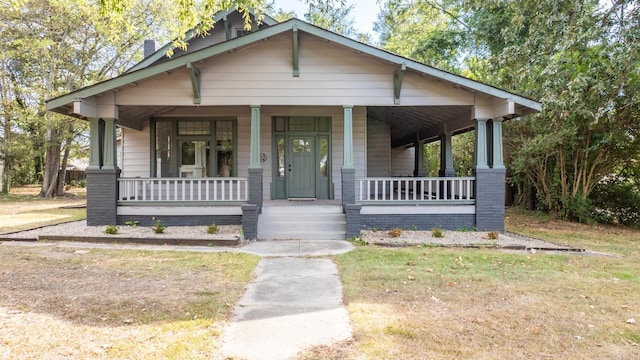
360, 205, 475, 215
117, 206, 242, 216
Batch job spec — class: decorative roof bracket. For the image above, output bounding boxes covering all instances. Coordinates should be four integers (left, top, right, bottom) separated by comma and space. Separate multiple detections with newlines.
223, 16, 232, 40
394, 63, 406, 105
187, 62, 201, 104
292, 24, 300, 77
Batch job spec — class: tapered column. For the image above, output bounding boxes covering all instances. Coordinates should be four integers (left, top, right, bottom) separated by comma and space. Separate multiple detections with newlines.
342, 106, 354, 170
413, 139, 426, 177
248, 105, 263, 209
474, 119, 489, 170
87, 118, 100, 170
492, 119, 505, 169
342, 106, 355, 208
102, 118, 117, 170
439, 132, 455, 177
249, 105, 262, 169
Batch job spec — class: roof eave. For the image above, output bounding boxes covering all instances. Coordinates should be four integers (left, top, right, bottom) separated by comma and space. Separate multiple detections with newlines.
47, 18, 541, 115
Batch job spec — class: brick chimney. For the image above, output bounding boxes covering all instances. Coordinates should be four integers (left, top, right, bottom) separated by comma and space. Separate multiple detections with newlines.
144, 40, 159, 58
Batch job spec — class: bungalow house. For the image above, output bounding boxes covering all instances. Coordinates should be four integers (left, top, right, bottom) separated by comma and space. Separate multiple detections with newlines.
46, 9, 541, 240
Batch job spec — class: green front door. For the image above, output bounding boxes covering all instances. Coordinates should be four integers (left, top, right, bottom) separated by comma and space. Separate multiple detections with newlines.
287, 136, 316, 198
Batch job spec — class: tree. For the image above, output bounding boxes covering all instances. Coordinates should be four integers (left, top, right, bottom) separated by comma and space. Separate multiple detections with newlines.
375, 0, 470, 71
304, 2, 358, 37
101, 0, 347, 50
480, 0, 640, 220
0, 0, 176, 197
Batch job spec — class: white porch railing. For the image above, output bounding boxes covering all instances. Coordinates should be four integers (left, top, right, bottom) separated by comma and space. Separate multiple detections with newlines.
356, 177, 475, 203
118, 177, 249, 203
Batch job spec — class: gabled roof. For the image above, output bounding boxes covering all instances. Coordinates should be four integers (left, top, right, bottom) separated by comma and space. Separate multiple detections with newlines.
46, 17, 541, 113
126, 8, 279, 73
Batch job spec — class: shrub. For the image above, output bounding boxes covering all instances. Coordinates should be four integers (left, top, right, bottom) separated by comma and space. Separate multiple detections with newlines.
591, 176, 640, 228
125, 220, 139, 227
486, 231, 499, 240
388, 228, 402, 238
104, 225, 118, 235
151, 220, 166, 234
431, 227, 444, 238
207, 223, 219, 234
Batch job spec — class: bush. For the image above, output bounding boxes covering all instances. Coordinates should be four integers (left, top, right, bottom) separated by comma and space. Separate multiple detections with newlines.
486, 231, 499, 240
560, 193, 594, 224
151, 220, 166, 234
591, 176, 640, 228
432, 227, 444, 238
388, 228, 402, 238
104, 225, 118, 235
207, 223, 219, 234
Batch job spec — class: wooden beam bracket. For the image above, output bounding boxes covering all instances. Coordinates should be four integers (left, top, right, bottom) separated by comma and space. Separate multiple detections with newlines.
223, 16, 232, 40
292, 24, 300, 77
394, 63, 406, 105
187, 62, 201, 105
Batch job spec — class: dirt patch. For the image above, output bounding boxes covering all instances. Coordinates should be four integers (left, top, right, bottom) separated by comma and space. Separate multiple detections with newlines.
0, 245, 259, 359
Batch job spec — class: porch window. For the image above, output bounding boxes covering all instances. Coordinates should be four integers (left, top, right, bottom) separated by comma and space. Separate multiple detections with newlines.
153, 118, 236, 178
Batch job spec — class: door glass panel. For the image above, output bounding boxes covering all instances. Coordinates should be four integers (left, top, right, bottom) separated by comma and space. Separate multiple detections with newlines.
216, 121, 234, 177
274, 117, 286, 132
318, 117, 330, 133
179, 141, 209, 178
292, 139, 311, 152
319, 137, 328, 177
178, 121, 210, 135
155, 121, 172, 177
289, 118, 315, 132
277, 137, 285, 177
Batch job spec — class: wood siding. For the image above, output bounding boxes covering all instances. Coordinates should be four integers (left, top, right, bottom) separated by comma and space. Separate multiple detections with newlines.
366, 118, 390, 177
114, 32, 475, 107
121, 121, 150, 177
391, 147, 415, 177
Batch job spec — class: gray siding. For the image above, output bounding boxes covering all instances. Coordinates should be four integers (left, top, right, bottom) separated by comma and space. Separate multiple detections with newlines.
391, 147, 415, 177
367, 119, 390, 176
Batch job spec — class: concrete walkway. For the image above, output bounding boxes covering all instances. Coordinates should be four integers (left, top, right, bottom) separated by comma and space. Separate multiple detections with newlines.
218, 257, 352, 360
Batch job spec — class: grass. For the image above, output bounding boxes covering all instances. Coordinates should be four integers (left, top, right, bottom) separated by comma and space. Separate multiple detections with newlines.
0, 185, 87, 234
335, 208, 640, 359
0, 246, 260, 359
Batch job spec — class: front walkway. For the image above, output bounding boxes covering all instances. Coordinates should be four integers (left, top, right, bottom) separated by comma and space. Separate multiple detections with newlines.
218, 257, 352, 359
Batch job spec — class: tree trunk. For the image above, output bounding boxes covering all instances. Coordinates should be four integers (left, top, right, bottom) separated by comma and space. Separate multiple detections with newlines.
39, 127, 61, 198
56, 123, 74, 196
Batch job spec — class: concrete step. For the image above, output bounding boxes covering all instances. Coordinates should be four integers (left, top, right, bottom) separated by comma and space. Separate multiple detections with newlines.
258, 206, 346, 240
258, 231, 347, 241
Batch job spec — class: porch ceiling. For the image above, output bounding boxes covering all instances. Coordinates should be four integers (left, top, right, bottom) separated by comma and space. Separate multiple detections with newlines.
118, 105, 178, 130
367, 106, 474, 148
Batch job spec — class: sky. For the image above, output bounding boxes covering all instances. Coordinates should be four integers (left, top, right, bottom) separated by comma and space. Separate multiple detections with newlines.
272, 0, 382, 36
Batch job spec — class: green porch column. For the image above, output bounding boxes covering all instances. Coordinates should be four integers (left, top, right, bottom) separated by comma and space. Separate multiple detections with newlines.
474, 118, 489, 170
342, 106, 355, 208
439, 132, 455, 177
413, 138, 426, 177
249, 105, 262, 169
247, 105, 263, 211
491, 119, 505, 169
342, 106, 354, 169
87, 118, 100, 170
102, 118, 118, 170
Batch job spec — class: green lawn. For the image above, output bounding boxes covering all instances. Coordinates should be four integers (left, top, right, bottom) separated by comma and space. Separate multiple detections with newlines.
334, 208, 640, 359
